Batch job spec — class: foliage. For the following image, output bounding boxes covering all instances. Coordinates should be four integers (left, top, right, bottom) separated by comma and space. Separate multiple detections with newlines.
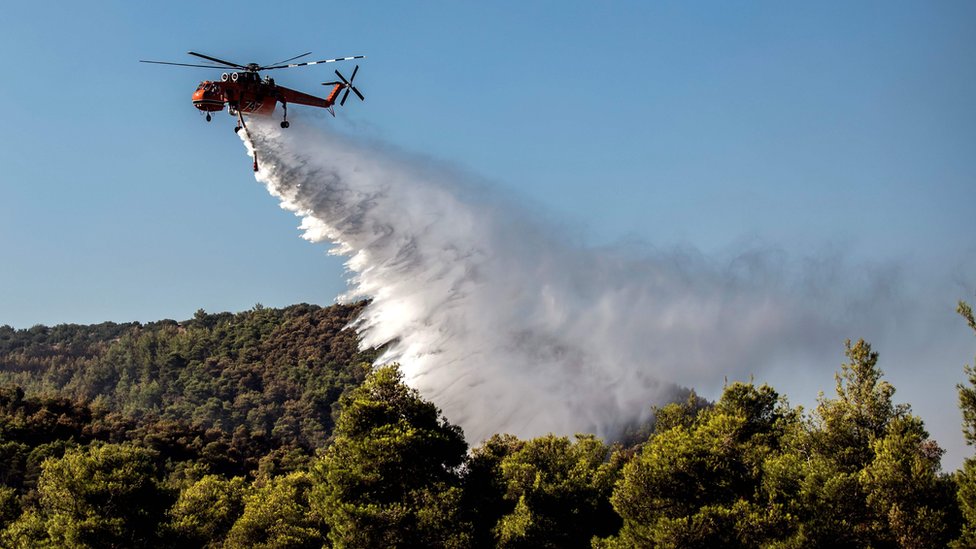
954, 300, 976, 547
780, 339, 956, 547
492, 434, 624, 548
167, 474, 247, 548
36, 442, 168, 548
599, 341, 960, 548
463, 433, 526, 546
224, 472, 322, 549
811, 339, 905, 471
0, 385, 269, 495
0, 302, 376, 455
0, 302, 973, 547
0, 485, 18, 531
617, 388, 711, 448
599, 382, 799, 548
311, 364, 470, 548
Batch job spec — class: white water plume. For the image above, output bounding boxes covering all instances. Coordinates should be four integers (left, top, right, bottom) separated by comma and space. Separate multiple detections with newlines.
239, 119, 898, 444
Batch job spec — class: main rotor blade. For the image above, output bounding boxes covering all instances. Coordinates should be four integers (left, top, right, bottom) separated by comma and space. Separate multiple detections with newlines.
187, 51, 246, 69
261, 55, 365, 70
269, 51, 312, 65
140, 60, 231, 69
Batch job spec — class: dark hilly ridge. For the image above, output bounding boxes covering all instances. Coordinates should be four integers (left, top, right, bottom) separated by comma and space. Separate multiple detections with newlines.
0, 302, 378, 477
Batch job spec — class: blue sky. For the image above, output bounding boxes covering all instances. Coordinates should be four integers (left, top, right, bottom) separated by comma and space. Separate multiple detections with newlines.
1, 3, 975, 461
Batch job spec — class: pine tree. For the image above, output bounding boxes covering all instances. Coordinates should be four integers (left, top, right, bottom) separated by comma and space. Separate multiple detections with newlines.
953, 301, 976, 547
309, 364, 470, 548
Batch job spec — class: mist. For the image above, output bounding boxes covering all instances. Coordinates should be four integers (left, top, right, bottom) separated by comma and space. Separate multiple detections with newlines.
238, 118, 970, 457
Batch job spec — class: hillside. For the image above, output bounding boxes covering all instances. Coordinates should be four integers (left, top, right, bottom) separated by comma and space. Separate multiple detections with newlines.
0, 302, 973, 547
0, 303, 377, 476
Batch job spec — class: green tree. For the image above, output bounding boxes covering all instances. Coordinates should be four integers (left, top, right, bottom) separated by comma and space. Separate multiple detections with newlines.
958, 302, 976, 448
35, 442, 167, 548
860, 415, 957, 547
787, 339, 901, 547
492, 434, 624, 548
167, 474, 247, 548
650, 389, 710, 435
224, 472, 322, 549
954, 300, 976, 547
310, 364, 470, 548
463, 434, 525, 547
812, 340, 905, 471
788, 339, 957, 548
0, 485, 19, 531
1, 509, 51, 549
600, 382, 799, 548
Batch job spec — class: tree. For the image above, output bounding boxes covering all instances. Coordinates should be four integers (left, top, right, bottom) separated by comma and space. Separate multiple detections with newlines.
35, 442, 168, 548
812, 339, 905, 471
956, 458, 976, 548
794, 339, 957, 547
600, 382, 799, 548
492, 434, 624, 548
0, 509, 50, 549
0, 486, 19, 531
954, 300, 976, 547
224, 472, 322, 549
779, 339, 901, 547
958, 302, 976, 448
167, 474, 247, 548
310, 364, 470, 548
860, 415, 957, 547
462, 434, 525, 547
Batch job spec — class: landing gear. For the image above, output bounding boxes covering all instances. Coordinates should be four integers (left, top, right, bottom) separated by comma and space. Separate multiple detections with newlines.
234, 125, 241, 133
206, 113, 212, 122
280, 103, 289, 129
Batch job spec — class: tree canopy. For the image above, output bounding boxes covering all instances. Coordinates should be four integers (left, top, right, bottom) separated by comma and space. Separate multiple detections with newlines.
0, 302, 973, 547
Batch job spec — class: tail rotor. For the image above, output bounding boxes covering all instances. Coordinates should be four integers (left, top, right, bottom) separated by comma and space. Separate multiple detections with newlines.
323, 65, 365, 106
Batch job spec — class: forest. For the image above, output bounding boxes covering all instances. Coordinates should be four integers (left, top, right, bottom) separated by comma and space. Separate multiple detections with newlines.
0, 300, 974, 548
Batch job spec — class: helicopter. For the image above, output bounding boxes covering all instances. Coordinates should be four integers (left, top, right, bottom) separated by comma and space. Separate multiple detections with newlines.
141, 51, 365, 129
140, 51, 365, 170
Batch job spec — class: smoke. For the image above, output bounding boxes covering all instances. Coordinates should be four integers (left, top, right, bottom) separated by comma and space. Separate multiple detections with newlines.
238, 119, 907, 444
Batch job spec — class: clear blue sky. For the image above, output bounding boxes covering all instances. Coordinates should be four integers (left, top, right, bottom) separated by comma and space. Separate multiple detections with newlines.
1, 2, 974, 459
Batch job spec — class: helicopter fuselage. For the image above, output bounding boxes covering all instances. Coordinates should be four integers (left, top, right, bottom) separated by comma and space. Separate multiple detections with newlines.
191, 71, 340, 116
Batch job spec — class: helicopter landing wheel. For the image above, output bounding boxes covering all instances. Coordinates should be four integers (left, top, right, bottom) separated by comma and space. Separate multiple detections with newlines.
234, 126, 241, 133
280, 121, 290, 129
206, 113, 212, 122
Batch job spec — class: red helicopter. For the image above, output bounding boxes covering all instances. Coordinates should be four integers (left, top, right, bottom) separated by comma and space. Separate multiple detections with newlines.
141, 51, 365, 169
